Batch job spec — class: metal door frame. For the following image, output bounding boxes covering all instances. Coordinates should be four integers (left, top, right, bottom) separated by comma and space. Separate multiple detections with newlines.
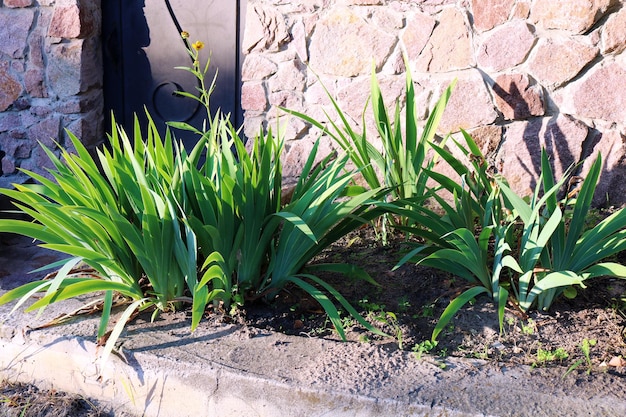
102, 0, 247, 138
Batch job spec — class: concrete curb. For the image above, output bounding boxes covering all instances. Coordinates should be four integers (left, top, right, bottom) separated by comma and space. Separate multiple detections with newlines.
0, 304, 474, 417
2, 297, 626, 417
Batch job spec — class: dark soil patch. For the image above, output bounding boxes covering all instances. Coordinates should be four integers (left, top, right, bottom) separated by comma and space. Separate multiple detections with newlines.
244, 227, 626, 374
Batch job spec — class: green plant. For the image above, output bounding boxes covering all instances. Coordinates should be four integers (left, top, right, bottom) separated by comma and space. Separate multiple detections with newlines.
499, 151, 626, 312
563, 338, 597, 378
0, 33, 390, 365
533, 346, 569, 367
521, 318, 535, 336
170, 33, 392, 340
0, 114, 201, 365
391, 138, 513, 340
391, 130, 626, 341
412, 339, 438, 360
371, 310, 403, 349
282, 66, 455, 242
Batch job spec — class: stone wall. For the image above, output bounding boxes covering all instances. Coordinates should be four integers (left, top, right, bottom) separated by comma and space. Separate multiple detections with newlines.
0, 0, 102, 189
242, 0, 626, 205
1, 0, 625, 206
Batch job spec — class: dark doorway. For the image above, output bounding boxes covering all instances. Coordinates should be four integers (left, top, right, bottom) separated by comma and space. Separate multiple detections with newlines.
102, 0, 247, 150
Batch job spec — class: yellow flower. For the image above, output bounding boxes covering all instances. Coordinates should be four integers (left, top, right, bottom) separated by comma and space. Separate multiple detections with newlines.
181, 31, 190, 39
191, 41, 204, 51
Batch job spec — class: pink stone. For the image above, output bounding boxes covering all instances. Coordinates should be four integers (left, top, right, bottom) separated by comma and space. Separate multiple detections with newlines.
47, 42, 82, 97
602, 8, 626, 54
493, 73, 545, 120
528, 38, 598, 88
466, 125, 503, 156
511, 1, 531, 19
291, 19, 308, 62
1, 157, 16, 175
268, 61, 305, 93
471, 0, 515, 32
25, 69, 47, 98
583, 129, 626, 206
416, 8, 473, 72
530, 0, 616, 34
0, 62, 22, 112
27, 34, 45, 68
48, 4, 95, 39
29, 116, 61, 148
477, 21, 535, 71
439, 71, 498, 133
4, 0, 33, 8
0, 9, 34, 58
498, 115, 588, 197
14, 142, 32, 159
66, 110, 104, 147
402, 12, 436, 61
241, 82, 267, 112
242, 4, 289, 53
309, 7, 396, 77
241, 54, 278, 81
0, 113, 21, 132
571, 63, 626, 124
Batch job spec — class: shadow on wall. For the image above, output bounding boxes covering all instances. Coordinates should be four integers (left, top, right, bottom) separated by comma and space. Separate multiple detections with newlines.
491, 76, 620, 207
491, 77, 580, 200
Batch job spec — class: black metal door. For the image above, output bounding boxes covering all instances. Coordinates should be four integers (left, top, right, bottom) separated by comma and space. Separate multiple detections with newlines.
103, 0, 246, 149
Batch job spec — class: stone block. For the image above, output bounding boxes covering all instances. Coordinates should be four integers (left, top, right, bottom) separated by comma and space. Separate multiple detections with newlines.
24, 69, 47, 98
241, 82, 268, 112
4, 0, 33, 8
570, 63, 626, 124
471, 0, 515, 32
477, 21, 535, 72
0, 8, 35, 58
0, 62, 22, 112
530, 0, 616, 34
439, 71, 498, 133
47, 41, 83, 97
242, 4, 289, 53
492, 73, 545, 120
401, 12, 436, 62
602, 8, 626, 54
309, 7, 396, 77
268, 60, 306, 93
48, 2, 96, 39
415, 7, 473, 73
528, 37, 598, 88
497, 115, 588, 198
583, 128, 626, 206
241, 54, 278, 82
29, 116, 61, 149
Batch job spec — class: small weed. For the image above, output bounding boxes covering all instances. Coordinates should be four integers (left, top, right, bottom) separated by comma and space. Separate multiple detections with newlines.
419, 303, 435, 318
521, 318, 535, 335
474, 344, 490, 360
413, 340, 438, 360
563, 339, 597, 378
397, 296, 411, 313
358, 298, 385, 312
533, 346, 569, 367
372, 310, 403, 349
